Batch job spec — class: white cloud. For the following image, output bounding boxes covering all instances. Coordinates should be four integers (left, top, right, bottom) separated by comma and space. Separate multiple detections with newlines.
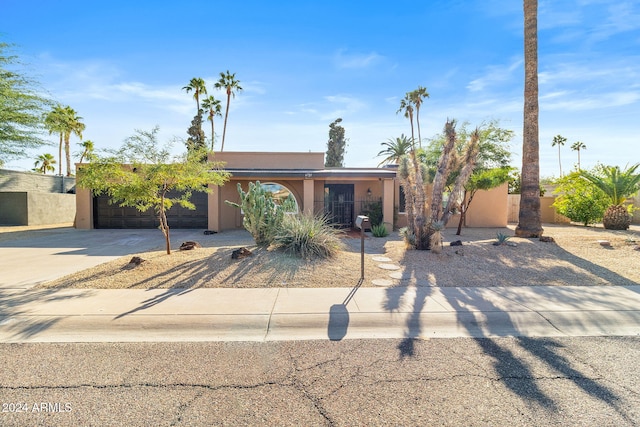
466, 58, 522, 92
333, 49, 384, 69
542, 91, 640, 111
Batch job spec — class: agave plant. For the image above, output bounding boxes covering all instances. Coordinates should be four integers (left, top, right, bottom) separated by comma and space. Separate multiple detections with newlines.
371, 223, 389, 238
580, 164, 640, 230
494, 232, 512, 245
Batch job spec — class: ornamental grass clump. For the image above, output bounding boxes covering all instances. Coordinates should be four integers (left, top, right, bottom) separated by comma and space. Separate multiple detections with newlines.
272, 214, 344, 259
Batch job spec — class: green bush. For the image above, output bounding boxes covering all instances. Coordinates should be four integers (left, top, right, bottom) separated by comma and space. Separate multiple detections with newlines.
360, 200, 383, 226
553, 171, 609, 226
272, 214, 344, 259
371, 223, 389, 237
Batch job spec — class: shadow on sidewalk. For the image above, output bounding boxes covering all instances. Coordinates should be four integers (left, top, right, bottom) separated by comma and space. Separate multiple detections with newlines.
327, 278, 363, 341
0, 289, 96, 341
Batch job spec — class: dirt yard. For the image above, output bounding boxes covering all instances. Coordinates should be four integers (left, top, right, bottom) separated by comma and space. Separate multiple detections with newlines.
38, 224, 640, 289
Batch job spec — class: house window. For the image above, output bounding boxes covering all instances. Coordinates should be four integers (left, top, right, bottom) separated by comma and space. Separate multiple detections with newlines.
399, 185, 406, 213
261, 182, 299, 212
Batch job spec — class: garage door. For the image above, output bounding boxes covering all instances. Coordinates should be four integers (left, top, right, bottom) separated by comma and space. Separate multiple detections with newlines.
93, 191, 208, 229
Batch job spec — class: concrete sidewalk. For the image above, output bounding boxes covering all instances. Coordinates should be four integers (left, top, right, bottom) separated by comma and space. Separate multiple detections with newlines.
1, 285, 639, 343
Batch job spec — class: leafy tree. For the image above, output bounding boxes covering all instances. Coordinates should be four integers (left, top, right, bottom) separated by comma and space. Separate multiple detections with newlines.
571, 141, 586, 170
552, 170, 608, 226
325, 118, 347, 167
76, 126, 230, 254
201, 95, 222, 150
508, 169, 521, 194
0, 42, 50, 167
552, 134, 566, 177
215, 70, 242, 152
377, 134, 412, 166
424, 119, 513, 178
516, 0, 543, 238
33, 153, 56, 174
580, 164, 640, 230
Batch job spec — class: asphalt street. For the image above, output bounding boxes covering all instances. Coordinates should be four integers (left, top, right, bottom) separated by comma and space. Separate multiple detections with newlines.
1, 337, 639, 426
1, 225, 639, 425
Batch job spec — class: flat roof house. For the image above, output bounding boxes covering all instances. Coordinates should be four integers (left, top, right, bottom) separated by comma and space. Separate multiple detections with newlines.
75, 151, 508, 232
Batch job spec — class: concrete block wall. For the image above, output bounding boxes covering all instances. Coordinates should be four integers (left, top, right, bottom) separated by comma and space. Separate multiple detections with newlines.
0, 192, 76, 225
0, 169, 75, 193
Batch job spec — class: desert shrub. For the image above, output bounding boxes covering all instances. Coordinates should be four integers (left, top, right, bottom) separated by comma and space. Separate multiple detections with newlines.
272, 213, 344, 259
552, 171, 609, 226
371, 223, 389, 237
399, 226, 416, 248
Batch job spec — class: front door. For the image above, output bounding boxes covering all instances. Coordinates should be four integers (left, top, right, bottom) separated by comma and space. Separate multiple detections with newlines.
324, 184, 354, 228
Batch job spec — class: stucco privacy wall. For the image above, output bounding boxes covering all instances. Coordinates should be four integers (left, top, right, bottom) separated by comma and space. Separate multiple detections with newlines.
0, 169, 76, 225
0, 169, 75, 193
394, 183, 509, 230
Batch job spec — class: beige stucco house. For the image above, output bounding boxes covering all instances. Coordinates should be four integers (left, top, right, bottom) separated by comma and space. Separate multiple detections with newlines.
75, 151, 508, 232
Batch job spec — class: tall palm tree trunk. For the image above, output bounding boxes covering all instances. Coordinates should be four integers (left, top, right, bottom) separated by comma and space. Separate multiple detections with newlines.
557, 145, 562, 177
516, 0, 543, 237
57, 133, 63, 176
64, 135, 72, 177
210, 120, 215, 151
415, 106, 422, 148
221, 91, 231, 152
577, 149, 581, 170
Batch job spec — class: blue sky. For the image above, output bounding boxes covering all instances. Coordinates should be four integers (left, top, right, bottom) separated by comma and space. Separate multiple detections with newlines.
2, 0, 639, 177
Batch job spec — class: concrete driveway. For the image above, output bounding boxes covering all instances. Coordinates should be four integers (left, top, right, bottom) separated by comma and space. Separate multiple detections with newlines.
0, 226, 211, 289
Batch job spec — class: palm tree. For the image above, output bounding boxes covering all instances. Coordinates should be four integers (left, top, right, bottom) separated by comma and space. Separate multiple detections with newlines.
214, 70, 242, 151
515, 0, 543, 238
78, 140, 95, 164
33, 153, 56, 174
571, 141, 586, 170
62, 106, 85, 176
201, 95, 222, 151
408, 86, 429, 148
552, 134, 566, 176
397, 95, 416, 147
182, 77, 207, 113
580, 164, 640, 230
377, 135, 412, 166
44, 105, 67, 176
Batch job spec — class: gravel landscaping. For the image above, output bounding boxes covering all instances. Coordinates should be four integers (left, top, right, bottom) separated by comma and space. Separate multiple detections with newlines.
36, 223, 640, 289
